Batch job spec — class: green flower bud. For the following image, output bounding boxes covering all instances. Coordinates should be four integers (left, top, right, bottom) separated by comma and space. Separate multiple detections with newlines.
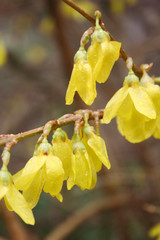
72, 141, 86, 154
52, 128, 66, 142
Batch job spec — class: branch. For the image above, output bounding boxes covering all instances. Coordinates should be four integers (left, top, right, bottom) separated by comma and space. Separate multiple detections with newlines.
62, 0, 142, 78
0, 109, 104, 147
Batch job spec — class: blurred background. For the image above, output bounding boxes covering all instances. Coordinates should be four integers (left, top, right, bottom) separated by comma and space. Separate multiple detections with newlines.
0, 0, 160, 239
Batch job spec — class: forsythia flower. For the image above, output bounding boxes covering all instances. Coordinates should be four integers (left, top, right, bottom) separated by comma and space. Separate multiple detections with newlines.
102, 70, 157, 143
65, 46, 96, 105
87, 26, 121, 84
140, 71, 160, 139
67, 139, 97, 191
52, 128, 73, 179
0, 165, 35, 225
149, 223, 160, 240
14, 138, 64, 208
82, 123, 111, 172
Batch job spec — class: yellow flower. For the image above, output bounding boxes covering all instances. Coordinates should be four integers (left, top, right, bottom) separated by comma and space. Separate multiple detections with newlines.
102, 70, 157, 143
67, 140, 97, 191
140, 71, 160, 139
0, 165, 35, 225
52, 128, 73, 179
87, 29, 121, 84
82, 124, 111, 171
65, 46, 97, 105
14, 138, 64, 208
149, 223, 160, 240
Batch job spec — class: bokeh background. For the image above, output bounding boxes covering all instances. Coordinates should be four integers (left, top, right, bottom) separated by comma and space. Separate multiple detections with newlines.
0, 0, 160, 239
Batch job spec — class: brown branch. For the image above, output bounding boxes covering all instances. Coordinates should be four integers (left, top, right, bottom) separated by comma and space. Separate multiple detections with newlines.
0, 109, 104, 147
62, 0, 142, 78
45, 194, 131, 240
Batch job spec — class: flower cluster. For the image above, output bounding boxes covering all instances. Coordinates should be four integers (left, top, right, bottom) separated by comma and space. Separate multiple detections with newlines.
65, 11, 121, 105
102, 67, 160, 143
0, 120, 110, 224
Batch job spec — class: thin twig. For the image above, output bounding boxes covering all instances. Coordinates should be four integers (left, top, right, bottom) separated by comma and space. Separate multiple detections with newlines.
0, 110, 104, 147
62, 0, 142, 78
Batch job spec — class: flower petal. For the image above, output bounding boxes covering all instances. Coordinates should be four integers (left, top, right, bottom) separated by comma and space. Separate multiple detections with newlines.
87, 39, 102, 70
14, 156, 45, 191
76, 61, 96, 105
53, 140, 73, 179
23, 168, 45, 209
65, 65, 76, 105
102, 86, 128, 123
153, 116, 160, 139
128, 86, 156, 119
88, 133, 111, 169
95, 41, 121, 84
6, 184, 35, 225
43, 156, 64, 198
71, 150, 92, 190
82, 137, 102, 172
117, 102, 155, 143
0, 184, 8, 200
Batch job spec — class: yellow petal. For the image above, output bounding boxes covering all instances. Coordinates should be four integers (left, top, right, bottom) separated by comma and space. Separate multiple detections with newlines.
144, 82, 160, 114
0, 184, 8, 200
149, 223, 160, 238
128, 86, 156, 119
89, 163, 97, 189
53, 140, 73, 179
102, 86, 128, 123
6, 184, 35, 225
56, 193, 63, 202
66, 58, 97, 105
76, 61, 96, 105
117, 102, 155, 143
14, 156, 45, 191
65, 64, 76, 105
23, 168, 45, 209
87, 39, 102, 70
88, 133, 111, 169
82, 137, 102, 172
95, 41, 121, 84
67, 155, 76, 190
118, 94, 133, 120
43, 156, 64, 197
153, 115, 160, 139
72, 150, 92, 190
4, 196, 13, 211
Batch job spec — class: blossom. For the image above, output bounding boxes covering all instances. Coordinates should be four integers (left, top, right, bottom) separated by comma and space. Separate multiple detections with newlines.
0, 165, 35, 225
140, 71, 160, 139
87, 28, 121, 84
102, 70, 157, 143
149, 223, 160, 240
14, 138, 64, 208
82, 124, 111, 171
65, 46, 97, 105
67, 140, 97, 191
52, 128, 73, 179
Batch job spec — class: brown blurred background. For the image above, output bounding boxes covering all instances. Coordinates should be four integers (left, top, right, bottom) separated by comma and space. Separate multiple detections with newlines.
0, 0, 160, 239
